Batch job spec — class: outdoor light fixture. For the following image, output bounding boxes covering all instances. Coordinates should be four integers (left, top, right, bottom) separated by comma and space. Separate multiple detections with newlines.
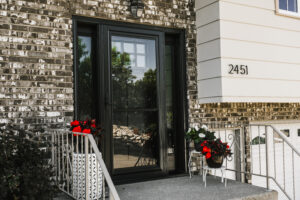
130, 0, 144, 18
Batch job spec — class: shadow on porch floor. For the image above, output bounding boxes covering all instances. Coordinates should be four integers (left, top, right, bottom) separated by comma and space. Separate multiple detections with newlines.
116, 175, 277, 200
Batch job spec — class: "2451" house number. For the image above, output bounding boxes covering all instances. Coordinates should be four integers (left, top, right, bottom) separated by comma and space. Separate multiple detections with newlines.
228, 64, 248, 75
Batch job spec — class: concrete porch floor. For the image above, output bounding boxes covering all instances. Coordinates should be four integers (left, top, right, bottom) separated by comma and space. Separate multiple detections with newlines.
116, 175, 277, 200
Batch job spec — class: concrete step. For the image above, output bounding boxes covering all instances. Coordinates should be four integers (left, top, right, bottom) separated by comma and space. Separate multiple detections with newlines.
231, 191, 278, 200
116, 175, 277, 200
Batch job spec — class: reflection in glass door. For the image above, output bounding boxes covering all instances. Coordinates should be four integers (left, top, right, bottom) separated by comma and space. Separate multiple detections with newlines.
76, 35, 96, 120
111, 35, 159, 171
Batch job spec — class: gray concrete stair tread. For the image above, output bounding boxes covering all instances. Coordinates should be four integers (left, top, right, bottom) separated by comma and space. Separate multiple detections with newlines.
116, 175, 277, 200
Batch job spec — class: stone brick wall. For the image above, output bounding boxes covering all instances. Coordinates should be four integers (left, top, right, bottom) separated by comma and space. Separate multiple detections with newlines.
0, 0, 196, 129
0, 0, 299, 139
189, 102, 300, 126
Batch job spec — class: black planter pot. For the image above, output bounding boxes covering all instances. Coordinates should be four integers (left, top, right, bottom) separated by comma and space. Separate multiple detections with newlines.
206, 155, 224, 168
194, 142, 202, 151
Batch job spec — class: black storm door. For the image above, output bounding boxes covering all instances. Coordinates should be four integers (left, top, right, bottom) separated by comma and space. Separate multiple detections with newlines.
74, 17, 187, 183
110, 35, 160, 172
104, 27, 166, 176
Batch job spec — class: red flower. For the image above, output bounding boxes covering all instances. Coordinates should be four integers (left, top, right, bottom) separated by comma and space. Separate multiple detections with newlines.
72, 126, 81, 133
71, 120, 80, 126
205, 152, 211, 159
91, 124, 96, 128
82, 129, 91, 134
226, 145, 229, 149
203, 146, 211, 153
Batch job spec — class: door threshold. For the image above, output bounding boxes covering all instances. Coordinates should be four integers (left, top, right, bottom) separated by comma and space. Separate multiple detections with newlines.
113, 171, 187, 185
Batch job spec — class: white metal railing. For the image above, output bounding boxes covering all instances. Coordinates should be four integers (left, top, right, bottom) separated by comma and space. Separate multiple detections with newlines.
199, 123, 300, 200
52, 131, 120, 200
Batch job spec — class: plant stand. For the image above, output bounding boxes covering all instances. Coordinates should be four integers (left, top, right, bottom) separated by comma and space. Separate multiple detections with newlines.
203, 166, 227, 188
188, 150, 204, 178
72, 153, 103, 200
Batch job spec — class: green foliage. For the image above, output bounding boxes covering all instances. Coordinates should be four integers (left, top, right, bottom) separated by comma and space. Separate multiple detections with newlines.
134, 69, 157, 109
77, 37, 89, 60
186, 125, 233, 159
77, 37, 94, 120
200, 139, 232, 158
111, 46, 157, 130
185, 126, 216, 144
111, 46, 136, 84
185, 127, 200, 143
251, 136, 266, 145
0, 124, 57, 200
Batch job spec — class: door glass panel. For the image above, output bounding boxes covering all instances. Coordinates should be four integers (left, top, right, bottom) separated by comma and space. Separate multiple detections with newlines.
136, 44, 145, 54
77, 36, 95, 120
165, 44, 175, 171
279, 0, 288, 10
111, 36, 159, 170
288, 0, 297, 12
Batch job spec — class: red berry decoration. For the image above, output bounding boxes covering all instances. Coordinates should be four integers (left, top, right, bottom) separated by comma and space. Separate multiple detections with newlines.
70, 119, 102, 137
205, 152, 211, 159
82, 129, 91, 134
72, 126, 81, 133
71, 120, 80, 126
203, 146, 209, 152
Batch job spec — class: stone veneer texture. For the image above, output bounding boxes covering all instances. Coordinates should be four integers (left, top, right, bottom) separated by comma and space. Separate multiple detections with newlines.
0, 0, 196, 129
0, 0, 300, 130
190, 102, 300, 125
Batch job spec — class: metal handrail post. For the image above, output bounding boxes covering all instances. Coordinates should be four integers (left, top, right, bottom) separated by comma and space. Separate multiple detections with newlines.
110, 191, 115, 200
240, 126, 245, 183
85, 136, 89, 200
265, 126, 269, 190
87, 134, 120, 200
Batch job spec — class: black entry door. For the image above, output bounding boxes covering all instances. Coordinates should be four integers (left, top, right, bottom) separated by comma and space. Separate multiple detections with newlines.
74, 18, 187, 182
103, 27, 167, 177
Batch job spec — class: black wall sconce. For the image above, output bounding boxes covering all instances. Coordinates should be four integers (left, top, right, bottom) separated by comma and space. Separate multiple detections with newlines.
130, 0, 144, 18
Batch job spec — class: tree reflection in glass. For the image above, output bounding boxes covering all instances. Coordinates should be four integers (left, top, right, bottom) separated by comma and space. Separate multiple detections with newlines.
111, 36, 159, 170
77, 36, 95, 121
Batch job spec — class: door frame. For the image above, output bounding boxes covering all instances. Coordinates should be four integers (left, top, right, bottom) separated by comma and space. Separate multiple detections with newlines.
73, 16, 188, 181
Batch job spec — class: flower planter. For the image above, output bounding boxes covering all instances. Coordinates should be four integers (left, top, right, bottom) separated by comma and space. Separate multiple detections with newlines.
206, 155, 224, 168
194, 142, 202, 152
72, 153, 103, 200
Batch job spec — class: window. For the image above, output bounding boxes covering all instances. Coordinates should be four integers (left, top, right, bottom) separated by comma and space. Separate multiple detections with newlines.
279, 0, 298, 12
278, 0, 300, 17
298, 129, 300, 137
77, 35, 96, 120
75, 23, 98, 121
281, 129, 290, 137
251, 136, 266, 145
111, 37, 151, 80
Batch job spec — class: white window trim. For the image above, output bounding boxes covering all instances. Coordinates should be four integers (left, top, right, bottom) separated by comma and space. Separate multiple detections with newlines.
276, 0, 300, 18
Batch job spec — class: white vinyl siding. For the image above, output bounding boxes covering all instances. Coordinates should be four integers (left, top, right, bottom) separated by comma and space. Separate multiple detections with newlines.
196, 0, 300, 103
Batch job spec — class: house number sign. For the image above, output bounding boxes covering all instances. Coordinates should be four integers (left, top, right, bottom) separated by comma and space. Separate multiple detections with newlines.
228, 64, 248, 75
